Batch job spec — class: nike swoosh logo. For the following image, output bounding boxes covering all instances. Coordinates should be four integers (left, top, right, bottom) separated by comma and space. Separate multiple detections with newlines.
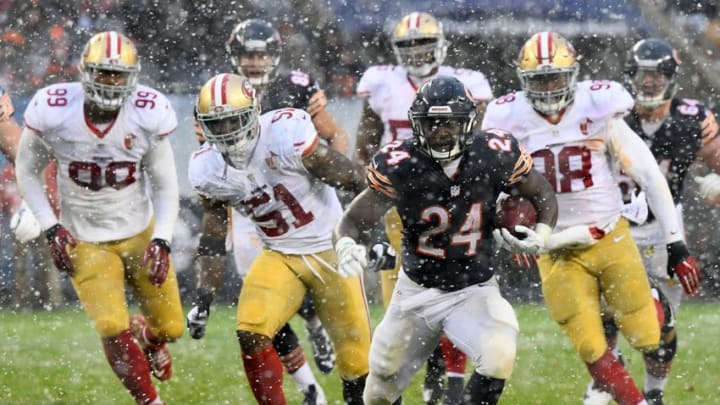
613, 235, 625, 242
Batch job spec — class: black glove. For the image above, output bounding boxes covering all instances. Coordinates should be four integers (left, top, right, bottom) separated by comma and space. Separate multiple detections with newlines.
367, 241, 397, 272
187, 288, 214, 339
666, 241, 701, 296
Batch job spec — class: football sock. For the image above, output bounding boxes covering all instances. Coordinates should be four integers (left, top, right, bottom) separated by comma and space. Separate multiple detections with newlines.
462, 372, 505, 405
241, 345, 286, 404
289, 362, 318, 392
305, 316, 322, 331
342, 374, 367, 405
102, 330, 157, 405
273, 323, 300, 357
440, 334, 467, 376
445, 376, 465, 405
278, 344, 306, 374
586, 349, 645, 405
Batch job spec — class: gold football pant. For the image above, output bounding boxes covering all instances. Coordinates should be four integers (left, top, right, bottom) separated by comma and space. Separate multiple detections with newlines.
380, 207, 403, 307
69, 223, 184, 340
537, 218, 660, 364
237, 247, 371, 379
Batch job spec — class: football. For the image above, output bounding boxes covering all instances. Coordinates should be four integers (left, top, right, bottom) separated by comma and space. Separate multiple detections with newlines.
496, 196, 538, 238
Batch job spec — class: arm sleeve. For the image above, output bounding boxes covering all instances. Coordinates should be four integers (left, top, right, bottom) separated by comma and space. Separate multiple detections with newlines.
144, 138, 179, 242
608, 118, 683, 243
15, 127, 57, 230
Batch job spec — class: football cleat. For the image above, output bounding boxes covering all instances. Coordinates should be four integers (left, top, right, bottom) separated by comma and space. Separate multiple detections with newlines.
422, 352, 446, 405
130, 315, 172, 381
305, 323, 336, 374
644, 389, 664, 405
582, 380, 612, 405
301, 384, 328, 405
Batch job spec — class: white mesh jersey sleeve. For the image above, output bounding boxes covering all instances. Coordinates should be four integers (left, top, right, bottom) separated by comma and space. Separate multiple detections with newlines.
438, 66, 493, 101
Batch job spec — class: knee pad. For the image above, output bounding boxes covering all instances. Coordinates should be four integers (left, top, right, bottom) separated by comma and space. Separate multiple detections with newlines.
297, 293, 317, 319
472, 331, 517, 380
644, 331, 677, 363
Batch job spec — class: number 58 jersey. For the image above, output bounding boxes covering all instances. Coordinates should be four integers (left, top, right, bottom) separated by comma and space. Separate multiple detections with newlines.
482, 80, 632, 231
23, 82, 177, 242
189, 108, 342, 255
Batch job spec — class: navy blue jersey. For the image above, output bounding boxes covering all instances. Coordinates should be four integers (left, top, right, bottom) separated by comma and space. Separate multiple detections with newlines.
624, 98, 718, 213
367, 129, 533, 291
261, 70, 320, 112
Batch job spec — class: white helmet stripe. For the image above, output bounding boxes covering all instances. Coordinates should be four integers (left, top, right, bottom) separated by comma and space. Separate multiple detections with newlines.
106, 31, 121, 59
211, 73, 229, 106
408, 12, 421, 31
537, 31, 552, 64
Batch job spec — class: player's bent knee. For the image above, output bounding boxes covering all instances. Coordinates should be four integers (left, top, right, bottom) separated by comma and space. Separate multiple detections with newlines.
363, 373, 400, 405
618, 305, 661, 351
158, 321, 184, 341
473, 335, 517, 380
576, 335, 608, 364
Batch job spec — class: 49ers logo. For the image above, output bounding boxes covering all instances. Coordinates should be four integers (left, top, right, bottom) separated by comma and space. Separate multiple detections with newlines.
242, 79, 254, 98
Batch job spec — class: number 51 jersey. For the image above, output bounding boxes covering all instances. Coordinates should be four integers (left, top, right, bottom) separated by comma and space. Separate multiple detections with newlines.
189, 108, 342, 255
23, 82, 177, 242
366, 130, 533, 291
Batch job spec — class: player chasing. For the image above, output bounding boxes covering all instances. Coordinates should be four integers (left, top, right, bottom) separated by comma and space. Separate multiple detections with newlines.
335, 76, 558, 405
189, 73, 371, 404
15, 31, 183, 405
483, 31, 700, 405
583, 37, 714, 405
355, 11, 494, 404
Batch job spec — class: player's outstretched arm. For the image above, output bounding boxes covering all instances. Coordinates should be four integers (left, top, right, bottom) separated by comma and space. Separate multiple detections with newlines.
309, 90, 350, 155
353, 101, 383, 167
302, 140, 365, 194
187, 197, 229, 339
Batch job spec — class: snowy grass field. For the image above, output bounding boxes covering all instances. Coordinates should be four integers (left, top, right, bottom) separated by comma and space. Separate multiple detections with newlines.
1, 302, 719, 404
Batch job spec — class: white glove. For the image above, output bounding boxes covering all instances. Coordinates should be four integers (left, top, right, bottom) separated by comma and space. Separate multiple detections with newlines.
10, 201, 42, 243
545, 222, 614, 251
493, 223, 552, 255
620, 190, 648, 225
334, 236, 367, 278
695, 173, 720, 199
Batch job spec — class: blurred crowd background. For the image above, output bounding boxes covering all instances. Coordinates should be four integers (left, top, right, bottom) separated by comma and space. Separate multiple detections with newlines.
2, 0, 720, 310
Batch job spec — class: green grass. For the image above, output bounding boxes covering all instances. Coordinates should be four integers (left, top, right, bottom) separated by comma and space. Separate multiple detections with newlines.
1, 303, 719, 404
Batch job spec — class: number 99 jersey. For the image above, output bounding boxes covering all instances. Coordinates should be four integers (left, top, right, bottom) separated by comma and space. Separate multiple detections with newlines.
366, 129, 533, 291
23, 82, 177, 242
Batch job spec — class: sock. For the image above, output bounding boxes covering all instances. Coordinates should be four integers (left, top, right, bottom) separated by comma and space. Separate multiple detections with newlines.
462, 372, 505, 405
342, 374, 367, 405
289, 362, 318, 392
305, 316, 322, 331
102, 330, 157, 405
643, 332, 676, 392
440, 334, 467, 375
644, 372, 668, 392
279, 345, 306, 374
445, 376, 465, 405
586, 349, 645, 405
241, 345, 286, 404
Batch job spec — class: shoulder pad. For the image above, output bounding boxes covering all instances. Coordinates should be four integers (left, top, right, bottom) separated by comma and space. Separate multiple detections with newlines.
128, 85, 177, 138
577, 80, 633, 121
447, 67, 493, 101
357, 65, 400, 97
482, 91, 523, 132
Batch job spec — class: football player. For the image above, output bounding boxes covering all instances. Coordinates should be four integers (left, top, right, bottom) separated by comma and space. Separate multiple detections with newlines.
185, 18, 343, 403
583, 38, 715, 405
355, 11, 494, 404
335, 76, 557, 405
189, 73, 371, 404
0, 86, 20, 162
482, 32, 700, 405
15, 32, 183, 405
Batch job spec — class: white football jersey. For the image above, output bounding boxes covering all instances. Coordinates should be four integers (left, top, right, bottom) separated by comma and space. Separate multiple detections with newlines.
357, 65, 493, 147
23, 82, 177, 242
189, 108, 342, 254
482, 80, 633, 231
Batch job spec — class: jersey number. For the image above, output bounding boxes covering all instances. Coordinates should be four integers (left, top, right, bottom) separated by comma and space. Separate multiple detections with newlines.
532, 146, 593, 193
244, 183, 314, 237
417, 202, 483, 258
68, 161, 137, 191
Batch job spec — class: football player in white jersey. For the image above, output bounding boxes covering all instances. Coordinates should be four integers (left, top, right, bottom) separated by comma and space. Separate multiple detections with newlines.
189, 73, 370, 404
482, 32, 700, 405
15, 31, 182, 405
0, 86, 20, 162
355, 11, 493, 404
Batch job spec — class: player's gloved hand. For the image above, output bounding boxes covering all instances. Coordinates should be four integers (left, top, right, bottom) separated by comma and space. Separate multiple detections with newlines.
493, 223, 552, 255
10, 201, 41, 243
367, 241, 397, 272
334, 236, 367, 278
544, 222, 614, 251
306, 89, 328, 116
694, 173, 720, 200
621, 190, 649, 225
666, 241, 701, 296
186, 305, 210, 339
142, 238, 172, 287
45, 223, 77, 275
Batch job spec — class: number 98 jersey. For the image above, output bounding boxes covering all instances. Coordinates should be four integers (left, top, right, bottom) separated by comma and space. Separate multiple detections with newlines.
366, 129, 533, 291
23, 82, 177, 242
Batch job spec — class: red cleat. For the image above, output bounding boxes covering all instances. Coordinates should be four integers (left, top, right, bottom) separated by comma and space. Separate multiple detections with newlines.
130, 315, 172, 381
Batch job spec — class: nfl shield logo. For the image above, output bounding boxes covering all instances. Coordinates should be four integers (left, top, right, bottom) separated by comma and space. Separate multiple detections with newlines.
450, 185, 460, 197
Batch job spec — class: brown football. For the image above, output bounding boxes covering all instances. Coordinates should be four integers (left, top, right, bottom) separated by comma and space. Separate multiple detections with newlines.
496, 196, 537, 238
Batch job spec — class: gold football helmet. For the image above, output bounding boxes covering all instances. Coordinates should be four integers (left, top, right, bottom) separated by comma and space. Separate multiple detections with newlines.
516, 31, 579, 115
78, 31, 140, 111
391, 12, 447, 78
195, 73, 260, 167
